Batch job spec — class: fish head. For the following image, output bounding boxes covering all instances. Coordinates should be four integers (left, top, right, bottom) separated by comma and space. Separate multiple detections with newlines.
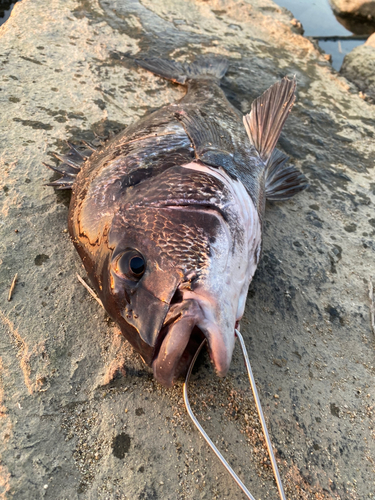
105, 203, 228, 383
72, 163, 260, 387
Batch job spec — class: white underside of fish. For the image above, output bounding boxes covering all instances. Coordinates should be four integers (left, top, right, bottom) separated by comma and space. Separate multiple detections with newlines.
152, 161, 262, 385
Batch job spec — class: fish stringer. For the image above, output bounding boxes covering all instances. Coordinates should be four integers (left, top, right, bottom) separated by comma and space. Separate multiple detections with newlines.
183, 329, 287, 500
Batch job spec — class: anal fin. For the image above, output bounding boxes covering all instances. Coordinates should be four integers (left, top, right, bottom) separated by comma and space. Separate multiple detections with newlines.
265, 149, 309, 201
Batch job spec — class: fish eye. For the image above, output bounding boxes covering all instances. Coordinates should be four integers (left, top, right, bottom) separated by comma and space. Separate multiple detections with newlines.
129, 256, 145, 276
115, 251, 146, 280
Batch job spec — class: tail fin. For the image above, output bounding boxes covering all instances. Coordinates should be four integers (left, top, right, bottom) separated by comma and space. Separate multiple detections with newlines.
44, 142, 95, 190
243, 77, 296, 164
135, 56, 229, 85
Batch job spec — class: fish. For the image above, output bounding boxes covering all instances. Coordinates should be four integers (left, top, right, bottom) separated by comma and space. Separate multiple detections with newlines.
46, 56, 308, 387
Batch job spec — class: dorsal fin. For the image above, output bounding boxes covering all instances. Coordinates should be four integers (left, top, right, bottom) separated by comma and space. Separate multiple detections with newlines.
135, 56, 229, 85
243, 77, 296, 164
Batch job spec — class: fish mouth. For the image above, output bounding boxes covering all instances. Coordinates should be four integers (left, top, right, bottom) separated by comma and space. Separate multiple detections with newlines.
151, 298, 233, 387
152, 323, 206, 387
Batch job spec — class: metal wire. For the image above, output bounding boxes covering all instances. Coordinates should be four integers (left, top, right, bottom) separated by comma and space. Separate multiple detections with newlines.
183, 339, 256, 500
182, 331, 287, 500
235, 329, 286, 500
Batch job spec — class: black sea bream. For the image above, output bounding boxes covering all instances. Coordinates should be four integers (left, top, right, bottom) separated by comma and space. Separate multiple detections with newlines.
48, 57, 308, 387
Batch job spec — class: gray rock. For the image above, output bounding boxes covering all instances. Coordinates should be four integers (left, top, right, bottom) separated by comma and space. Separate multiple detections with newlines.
0, 0, 375, 499
341, 32, 375, 98
329, 0, 375, 20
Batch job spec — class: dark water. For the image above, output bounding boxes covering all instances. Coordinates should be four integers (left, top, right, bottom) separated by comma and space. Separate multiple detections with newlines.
274, 0, 374, 70
0, 1, 19, 26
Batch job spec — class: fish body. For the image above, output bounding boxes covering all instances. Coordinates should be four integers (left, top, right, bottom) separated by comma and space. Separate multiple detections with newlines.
48, 57, 307, 386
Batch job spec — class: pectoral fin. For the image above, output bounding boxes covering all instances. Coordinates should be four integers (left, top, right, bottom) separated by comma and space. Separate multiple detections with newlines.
265, 149, 309, 201
243, 77, 296, 164
243, 78, 308, 200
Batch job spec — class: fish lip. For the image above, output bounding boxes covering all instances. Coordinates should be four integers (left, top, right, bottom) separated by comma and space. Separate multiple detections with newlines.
151, 300, 207, 387
151, 299, 194, 363
152, 323, 207, 388
151, 309, 184, 363
151, 297, 234, 387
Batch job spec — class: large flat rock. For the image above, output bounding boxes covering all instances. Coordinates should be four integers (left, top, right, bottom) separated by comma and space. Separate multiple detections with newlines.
0, 0, 374, 499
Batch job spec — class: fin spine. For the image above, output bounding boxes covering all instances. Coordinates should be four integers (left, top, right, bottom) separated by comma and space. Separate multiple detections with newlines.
44, 142, 93, 191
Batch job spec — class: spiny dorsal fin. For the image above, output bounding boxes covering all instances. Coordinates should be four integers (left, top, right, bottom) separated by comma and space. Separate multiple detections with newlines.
243, 77, 296, 164
265, 148, 309, 201
135, 56, 229, 85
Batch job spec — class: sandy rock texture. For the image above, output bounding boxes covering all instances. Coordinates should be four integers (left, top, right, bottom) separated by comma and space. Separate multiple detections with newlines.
0, 0, 374, 499
329, 0, 375, 20
341, 32, 375, 99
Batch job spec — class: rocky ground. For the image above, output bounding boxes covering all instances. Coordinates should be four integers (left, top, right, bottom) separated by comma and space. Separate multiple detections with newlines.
341, 32, 375, 101
0, 0, 374, 499
329, 0, 375, 22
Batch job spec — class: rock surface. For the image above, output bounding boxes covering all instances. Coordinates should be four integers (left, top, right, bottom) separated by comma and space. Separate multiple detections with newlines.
329, 0, 375, 20
367, 31, 375, 46
341, 32, 375, 99
0, 0, 374, 499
